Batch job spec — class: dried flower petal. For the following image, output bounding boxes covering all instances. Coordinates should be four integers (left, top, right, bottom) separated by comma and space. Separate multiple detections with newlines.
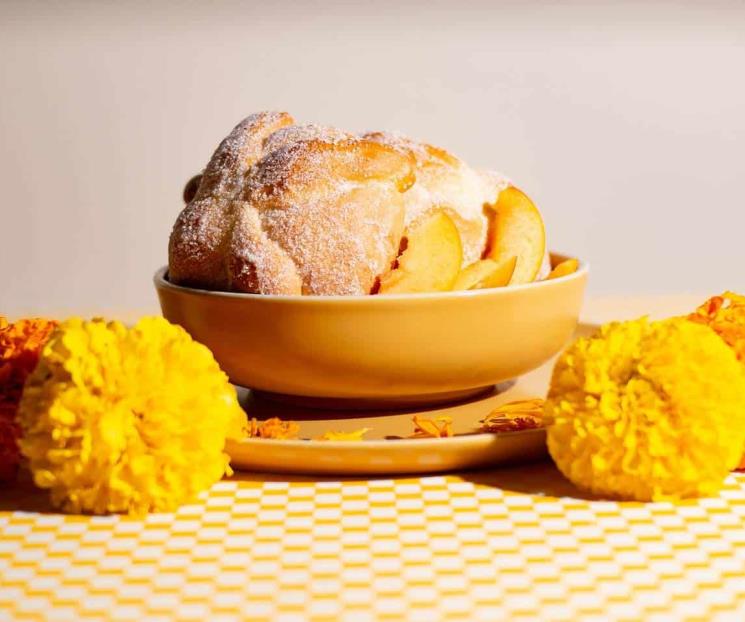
481, 399, 544, 433
249, 417, 300, 440
315, 428, 370, 441
411, 415, 453, 438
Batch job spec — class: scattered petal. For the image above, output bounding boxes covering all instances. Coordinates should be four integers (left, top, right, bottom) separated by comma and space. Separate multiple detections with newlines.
315, 428, 370, 441
411, 415, 453, 438
481, 399, 544, 433
249, 417, 300, 440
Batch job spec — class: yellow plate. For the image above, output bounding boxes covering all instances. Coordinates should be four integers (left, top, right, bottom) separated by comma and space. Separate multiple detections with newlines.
155, 252, 588, 408
227, 324, 595, 475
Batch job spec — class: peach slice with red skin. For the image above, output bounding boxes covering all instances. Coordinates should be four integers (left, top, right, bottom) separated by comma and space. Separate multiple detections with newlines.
378, 211, 463, 294
485, 186, 546, 285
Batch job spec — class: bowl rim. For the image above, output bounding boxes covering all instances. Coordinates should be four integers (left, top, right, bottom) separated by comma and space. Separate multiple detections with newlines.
154, 252, 588, 303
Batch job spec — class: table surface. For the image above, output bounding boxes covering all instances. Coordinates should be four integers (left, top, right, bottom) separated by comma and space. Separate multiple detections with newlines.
3, 295, 744, 622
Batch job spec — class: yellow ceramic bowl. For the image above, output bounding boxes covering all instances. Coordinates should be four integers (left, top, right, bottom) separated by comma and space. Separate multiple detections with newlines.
154, 253, 587, 408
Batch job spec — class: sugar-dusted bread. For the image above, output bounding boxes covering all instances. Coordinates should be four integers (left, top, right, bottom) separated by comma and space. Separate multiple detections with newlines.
362, 132, 510, 266
170, 112, 548, 295
169, 112, 415, 295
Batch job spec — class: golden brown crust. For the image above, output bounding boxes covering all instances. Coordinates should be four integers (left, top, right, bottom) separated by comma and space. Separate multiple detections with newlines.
169, 112, 295, 290
169, 113, 414, 295
195, 111, 295, 202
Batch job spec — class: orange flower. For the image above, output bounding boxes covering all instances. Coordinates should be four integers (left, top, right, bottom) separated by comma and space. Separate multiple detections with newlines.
688, 292, 745, 470
688, 292, 745, 362
0, 317, 58, 481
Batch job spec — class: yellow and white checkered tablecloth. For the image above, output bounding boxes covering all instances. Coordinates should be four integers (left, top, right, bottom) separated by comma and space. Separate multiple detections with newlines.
2, 462, 745, 621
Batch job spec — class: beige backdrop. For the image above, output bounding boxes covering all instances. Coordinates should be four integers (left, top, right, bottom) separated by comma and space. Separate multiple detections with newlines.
1, 0, 744, 317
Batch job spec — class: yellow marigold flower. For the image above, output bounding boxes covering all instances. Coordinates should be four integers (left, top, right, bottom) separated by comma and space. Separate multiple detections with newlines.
18, 317, 247, 515
0, 316, 58, 481
545, 317, 745, 501
480, 399, 544, 433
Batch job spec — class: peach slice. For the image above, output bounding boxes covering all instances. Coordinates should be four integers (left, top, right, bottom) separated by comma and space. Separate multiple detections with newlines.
378, 211, 463, 294
547, 258, 579, 280
485, 186, 546, 285
453, 256, 517, 291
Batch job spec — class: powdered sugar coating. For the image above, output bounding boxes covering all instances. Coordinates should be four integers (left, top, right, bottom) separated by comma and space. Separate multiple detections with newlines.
262, 124, 351, 155
197, 111, 293, 201
478, 169, 512, 201
363, 132, 506, 265
169, 112, 295, 289
169, 112, 412, 295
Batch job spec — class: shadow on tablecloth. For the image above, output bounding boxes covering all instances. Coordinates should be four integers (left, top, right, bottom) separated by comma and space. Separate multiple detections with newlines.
0, 458, 599, 515
0, 469, 57, 514
459, 460, 600, 500
228, 458, 601, 501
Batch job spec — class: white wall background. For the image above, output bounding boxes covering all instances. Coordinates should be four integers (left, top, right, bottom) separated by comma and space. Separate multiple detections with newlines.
1, 0, 744, 316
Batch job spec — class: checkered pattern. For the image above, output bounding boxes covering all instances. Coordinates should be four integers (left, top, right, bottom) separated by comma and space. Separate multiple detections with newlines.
2, 467, 745, 621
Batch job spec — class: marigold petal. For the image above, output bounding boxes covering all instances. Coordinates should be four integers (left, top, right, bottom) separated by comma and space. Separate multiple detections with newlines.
411, 415, 453, 438
315, 428, 370, 441
248, 417, 300, 440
